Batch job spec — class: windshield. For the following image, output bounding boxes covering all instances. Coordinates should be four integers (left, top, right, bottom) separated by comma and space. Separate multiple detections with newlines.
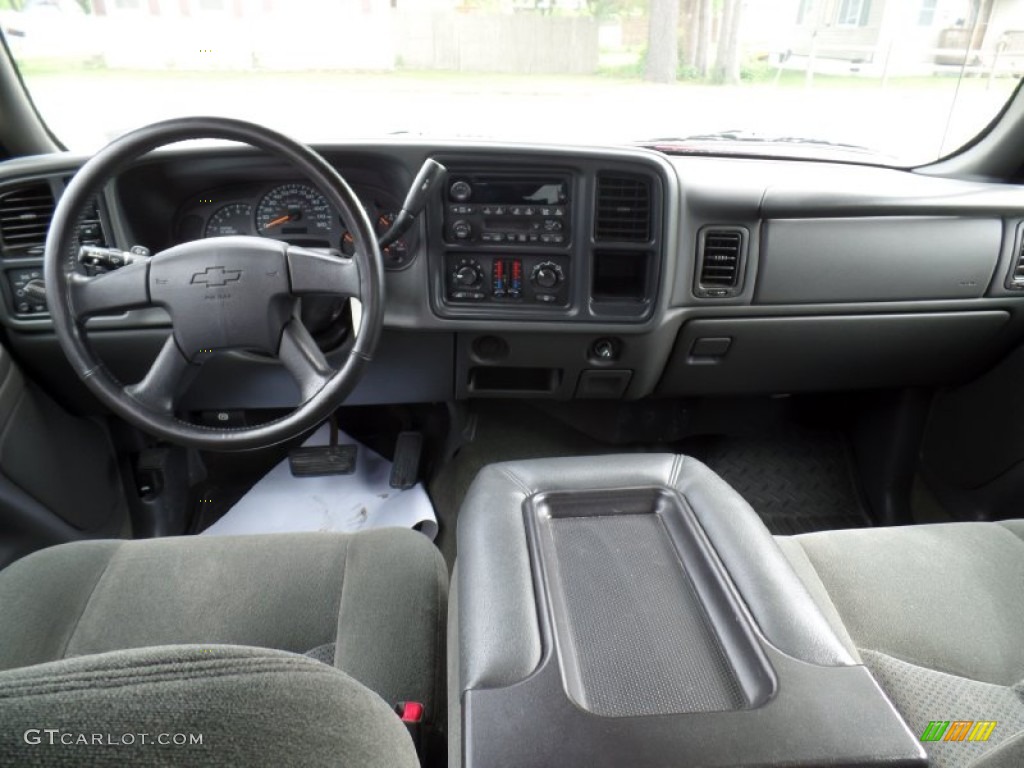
1, 0, 1020, 166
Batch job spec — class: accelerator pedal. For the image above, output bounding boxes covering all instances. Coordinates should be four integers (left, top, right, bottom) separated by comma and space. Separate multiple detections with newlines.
289, 416, 357, 477
389, 431, 423, 490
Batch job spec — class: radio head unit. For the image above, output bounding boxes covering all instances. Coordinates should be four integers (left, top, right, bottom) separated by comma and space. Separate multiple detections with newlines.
444, 175, 570, 247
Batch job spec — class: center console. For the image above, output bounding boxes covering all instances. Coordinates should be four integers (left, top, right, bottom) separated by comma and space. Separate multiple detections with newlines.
451, 455, 926, 768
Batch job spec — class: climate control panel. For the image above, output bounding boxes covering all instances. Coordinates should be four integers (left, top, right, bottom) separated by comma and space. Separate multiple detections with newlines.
445, 253, 569, 307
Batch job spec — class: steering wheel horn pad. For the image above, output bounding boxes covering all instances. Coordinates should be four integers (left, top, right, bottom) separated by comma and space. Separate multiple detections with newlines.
44, 117, 385, 451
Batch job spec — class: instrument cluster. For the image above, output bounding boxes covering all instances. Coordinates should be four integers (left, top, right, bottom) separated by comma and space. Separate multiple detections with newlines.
176, 181, 413, 269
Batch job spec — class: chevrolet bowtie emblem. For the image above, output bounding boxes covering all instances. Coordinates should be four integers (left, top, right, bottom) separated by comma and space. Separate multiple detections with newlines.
191, 266, 241, 288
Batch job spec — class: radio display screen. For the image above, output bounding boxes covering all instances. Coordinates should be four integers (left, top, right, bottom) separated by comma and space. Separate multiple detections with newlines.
459, 180, 567, 206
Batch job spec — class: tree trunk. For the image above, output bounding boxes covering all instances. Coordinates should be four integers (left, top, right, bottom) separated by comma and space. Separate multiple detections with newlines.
681, 0, 698, 70
695, 0, 712, 77
645, 0, 680, 83
713, 0, 744, 84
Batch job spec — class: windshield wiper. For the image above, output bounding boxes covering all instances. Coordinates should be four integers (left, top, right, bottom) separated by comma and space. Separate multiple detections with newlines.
638, 130, 876, 154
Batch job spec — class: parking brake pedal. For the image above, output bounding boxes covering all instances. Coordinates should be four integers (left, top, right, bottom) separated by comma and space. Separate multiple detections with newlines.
390, 431, 423, 489
289, 417, 357, 477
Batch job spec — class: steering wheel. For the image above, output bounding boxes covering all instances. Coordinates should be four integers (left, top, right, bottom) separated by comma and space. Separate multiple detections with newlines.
44, 117, 384, 451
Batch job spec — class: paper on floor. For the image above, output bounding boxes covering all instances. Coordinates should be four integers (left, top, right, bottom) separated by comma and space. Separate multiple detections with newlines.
201, 425, 437, 539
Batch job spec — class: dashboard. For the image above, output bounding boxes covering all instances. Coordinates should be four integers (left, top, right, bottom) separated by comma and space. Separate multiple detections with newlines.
0, 140, 1023, 415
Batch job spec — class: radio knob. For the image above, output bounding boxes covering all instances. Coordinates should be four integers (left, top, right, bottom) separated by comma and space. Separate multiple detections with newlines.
454, 263, 482, 288
452, 219, 472, 240
532, 262, 561, 289
450, 181, 472, 202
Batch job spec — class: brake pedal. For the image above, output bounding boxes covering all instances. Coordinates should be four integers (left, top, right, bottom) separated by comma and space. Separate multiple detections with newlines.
289, 445, 357, 477
390, 431, 423, 490
289, 415, 357, 477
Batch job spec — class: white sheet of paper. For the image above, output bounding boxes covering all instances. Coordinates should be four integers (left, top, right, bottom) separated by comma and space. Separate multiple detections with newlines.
201, 425, 437, 539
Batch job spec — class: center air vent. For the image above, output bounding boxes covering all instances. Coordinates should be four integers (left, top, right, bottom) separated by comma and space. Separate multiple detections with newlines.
695, 227, 746, 298
1009, 231, 1024, 289
0, 182, 55, 256
595, 174, 651, 243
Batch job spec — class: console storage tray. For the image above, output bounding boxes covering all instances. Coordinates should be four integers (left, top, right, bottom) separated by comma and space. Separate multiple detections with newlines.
533, 488, 771, 717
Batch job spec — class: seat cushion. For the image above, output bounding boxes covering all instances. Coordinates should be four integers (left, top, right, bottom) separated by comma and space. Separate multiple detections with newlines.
0, 644, 417, 767
0, 528, 447, 722
779, 521, 1024, 768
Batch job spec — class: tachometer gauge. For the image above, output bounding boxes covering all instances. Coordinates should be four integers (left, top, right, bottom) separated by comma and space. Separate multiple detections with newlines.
204, 203, 253, 238
256, 183, 334, 237
339, 204, 413, 268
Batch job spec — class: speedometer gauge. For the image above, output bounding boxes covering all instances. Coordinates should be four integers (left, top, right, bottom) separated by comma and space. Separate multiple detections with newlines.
256, 183, 334, 237
205, 203, 253, 237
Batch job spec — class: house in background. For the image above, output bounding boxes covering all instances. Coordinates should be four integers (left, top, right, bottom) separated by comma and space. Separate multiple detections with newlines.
782, 0, 1024, 76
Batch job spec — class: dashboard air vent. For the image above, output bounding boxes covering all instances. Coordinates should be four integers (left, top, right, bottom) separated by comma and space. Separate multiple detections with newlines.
695, 228, 746, 298
1010, 234, 1024, 289
0, 182, 55, 256
595, 174, 651, 242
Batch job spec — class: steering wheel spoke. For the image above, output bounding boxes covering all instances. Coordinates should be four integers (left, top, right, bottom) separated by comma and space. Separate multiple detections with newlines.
69, 260, 151, 318
278, 319, 336, 402
287, 245, 361, 298
124, 335, 197, 413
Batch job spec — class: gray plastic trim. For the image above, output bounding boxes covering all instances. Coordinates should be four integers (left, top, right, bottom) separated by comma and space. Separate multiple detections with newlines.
658, 311, 1012, 395
757, 216, 1001, 304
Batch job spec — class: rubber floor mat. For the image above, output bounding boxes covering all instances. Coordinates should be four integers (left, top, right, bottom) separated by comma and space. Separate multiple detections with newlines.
693, 431, 872, 535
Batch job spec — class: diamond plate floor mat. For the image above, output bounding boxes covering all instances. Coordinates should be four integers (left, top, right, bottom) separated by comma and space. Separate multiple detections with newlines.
688, 431, 872, 535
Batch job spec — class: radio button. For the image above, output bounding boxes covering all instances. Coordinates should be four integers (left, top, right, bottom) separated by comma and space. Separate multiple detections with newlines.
450, 180, 472, 202
452, 220, 472, 240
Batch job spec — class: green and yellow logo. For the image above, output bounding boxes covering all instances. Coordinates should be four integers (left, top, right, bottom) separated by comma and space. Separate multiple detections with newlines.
920, 721, 998, 742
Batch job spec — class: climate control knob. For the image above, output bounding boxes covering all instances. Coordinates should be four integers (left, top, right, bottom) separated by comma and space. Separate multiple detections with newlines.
531, 262, 562, 290
452, 259, 483, 289
451, 219, 472, 240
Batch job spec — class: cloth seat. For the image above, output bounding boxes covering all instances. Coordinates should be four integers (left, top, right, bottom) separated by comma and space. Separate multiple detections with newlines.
0, 528, 448, 766
777, 520, 1024, 768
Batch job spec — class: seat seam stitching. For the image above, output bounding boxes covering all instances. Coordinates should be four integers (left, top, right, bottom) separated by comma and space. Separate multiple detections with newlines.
332, 536, 354, 666
1, 662, 333, 699
859, 646, 1016, 687
994, 521, 1024, 547
431, 548, 445, 722
59, 542, 123, 660
670, 454, 686, 487
497, 466, 532, 496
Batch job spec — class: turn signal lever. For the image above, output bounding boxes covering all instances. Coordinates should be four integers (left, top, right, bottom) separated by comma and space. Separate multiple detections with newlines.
379, 158, 446, 250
